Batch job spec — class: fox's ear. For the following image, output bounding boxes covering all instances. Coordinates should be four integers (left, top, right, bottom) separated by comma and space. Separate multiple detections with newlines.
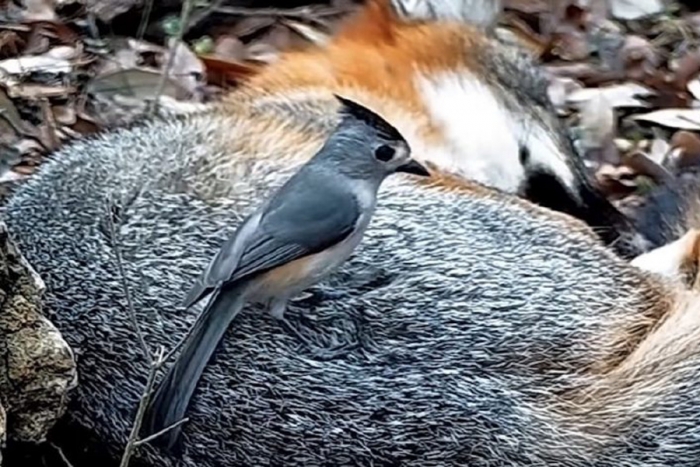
333, 94, 405, 142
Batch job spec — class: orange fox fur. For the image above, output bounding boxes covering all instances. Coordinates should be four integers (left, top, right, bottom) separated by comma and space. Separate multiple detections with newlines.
219, 0, 649, 258
225, 0, 487, 161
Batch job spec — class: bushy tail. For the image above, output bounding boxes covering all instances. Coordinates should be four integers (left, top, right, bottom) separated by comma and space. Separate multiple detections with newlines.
142, 285, 247, 449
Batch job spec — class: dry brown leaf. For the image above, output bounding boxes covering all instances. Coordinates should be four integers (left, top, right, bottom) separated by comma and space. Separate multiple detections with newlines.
502, 0, 549, 15
547, 76, 584, 113
596, 163, 639, 199
282, 19, 331, 46
622, 150, 673, 183
668, 130, 700, 169
214, 36, 246, 62
52, 103, 76, 126
231, 16, 277, 39
199, 54, 261, 87
6, 82, 74, 99
87, 68, 185, 101
0, 88, 29, 135
84, 0, 141, 22
162, 38, 206, 100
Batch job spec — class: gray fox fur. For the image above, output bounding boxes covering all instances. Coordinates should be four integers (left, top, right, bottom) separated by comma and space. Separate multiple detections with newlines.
4, 109, 700, 466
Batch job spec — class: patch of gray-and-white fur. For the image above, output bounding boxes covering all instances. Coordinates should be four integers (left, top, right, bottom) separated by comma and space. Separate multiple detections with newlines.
4, 115, 698, 467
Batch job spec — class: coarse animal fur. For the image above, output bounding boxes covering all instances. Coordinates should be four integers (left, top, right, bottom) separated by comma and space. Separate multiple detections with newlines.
217, 0, 649, 258
7, 110, 700, 467
4, 1, 693, 465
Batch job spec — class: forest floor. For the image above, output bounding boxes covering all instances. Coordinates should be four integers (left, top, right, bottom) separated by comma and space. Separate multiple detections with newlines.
2, 0, 700, 464
2, 0, 700, 213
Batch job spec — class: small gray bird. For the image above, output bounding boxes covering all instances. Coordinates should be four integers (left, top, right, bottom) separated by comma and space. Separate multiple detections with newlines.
143, 95, 430, 448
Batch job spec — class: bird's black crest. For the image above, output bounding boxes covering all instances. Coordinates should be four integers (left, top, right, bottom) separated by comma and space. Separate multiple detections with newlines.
333, 94, 405, 143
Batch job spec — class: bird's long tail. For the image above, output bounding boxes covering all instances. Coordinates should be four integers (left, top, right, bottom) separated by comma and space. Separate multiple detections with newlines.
142, 284, 247, 450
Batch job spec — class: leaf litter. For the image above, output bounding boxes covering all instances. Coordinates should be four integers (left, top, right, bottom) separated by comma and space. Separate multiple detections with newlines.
0, 0, 699, 218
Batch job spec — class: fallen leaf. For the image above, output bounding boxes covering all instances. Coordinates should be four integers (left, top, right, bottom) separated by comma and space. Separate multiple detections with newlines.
631, 108, 700, 130
6, 82, 74, 99
670, 48, 700, 90
84, 0, 141, 22
547, 76, 584, 113
648, 136, 671, 164
688, 77, 700, 100
231, 16, 277, 39
567, 82, 655, 108
282, 19, 330, 46
667, 130, 700, 169
502, 0, 549, 15
213, 36, 246, 62
0, 54, 71, 76
161, 38, 206, 99
0, 88, 29, 135
579, 90, 620, 165
596, 163, 639, 199
87, 68, 186, 101
622, 150, 673, 183
610, 0, 664, 21
52, 103, 76, 126
20, 0, 57, 21
588, 19, 626, 73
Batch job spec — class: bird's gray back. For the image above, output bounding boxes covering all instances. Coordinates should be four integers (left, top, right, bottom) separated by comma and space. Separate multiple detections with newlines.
3, 113, 691, 467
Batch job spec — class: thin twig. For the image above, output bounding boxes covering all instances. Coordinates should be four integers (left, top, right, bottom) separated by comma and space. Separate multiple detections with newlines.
149, 0, 195, 117
106, 196, 153, 365
213, 4, 352, 19
118, 363, 159, 467
134, 417, 190, 446
50, 442, 76, 467
137, 0, 155, 40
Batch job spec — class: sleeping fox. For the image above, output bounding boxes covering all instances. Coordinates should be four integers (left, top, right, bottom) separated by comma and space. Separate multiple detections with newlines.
216, 0, 649, 258
3, 1, 688, 466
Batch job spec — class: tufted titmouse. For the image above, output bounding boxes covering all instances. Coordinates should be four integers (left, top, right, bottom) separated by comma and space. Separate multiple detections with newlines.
143, 95, 430, 447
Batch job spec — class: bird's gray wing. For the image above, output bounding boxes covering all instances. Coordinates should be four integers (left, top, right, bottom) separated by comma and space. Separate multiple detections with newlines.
181, 210, 264, 308
229, 176, 361, 282
183, 175, 361, 307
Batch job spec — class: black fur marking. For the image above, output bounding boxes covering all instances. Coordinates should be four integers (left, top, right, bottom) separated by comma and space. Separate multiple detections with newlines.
522, 169, 642, 259
634, 171, 700, 248
518, 146, 530, 166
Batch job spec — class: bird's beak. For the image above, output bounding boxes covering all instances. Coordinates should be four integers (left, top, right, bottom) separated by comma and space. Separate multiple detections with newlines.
396, 159, 430, 177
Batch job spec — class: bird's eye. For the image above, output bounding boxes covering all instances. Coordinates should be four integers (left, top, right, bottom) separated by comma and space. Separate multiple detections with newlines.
375, 144, 396, 162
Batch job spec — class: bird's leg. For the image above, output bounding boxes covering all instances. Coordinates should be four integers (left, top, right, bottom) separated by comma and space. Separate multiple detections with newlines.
267, 297, 355, 361
268, 297, 316, 347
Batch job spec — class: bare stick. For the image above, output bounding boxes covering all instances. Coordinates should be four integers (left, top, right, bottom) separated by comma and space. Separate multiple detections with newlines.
214, 4, 354, 19
134, 417, 190, 446
149, 0, 195, 117
106, 196, 153, 365
118, 363, 159, 467
50, 442, 76, 467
